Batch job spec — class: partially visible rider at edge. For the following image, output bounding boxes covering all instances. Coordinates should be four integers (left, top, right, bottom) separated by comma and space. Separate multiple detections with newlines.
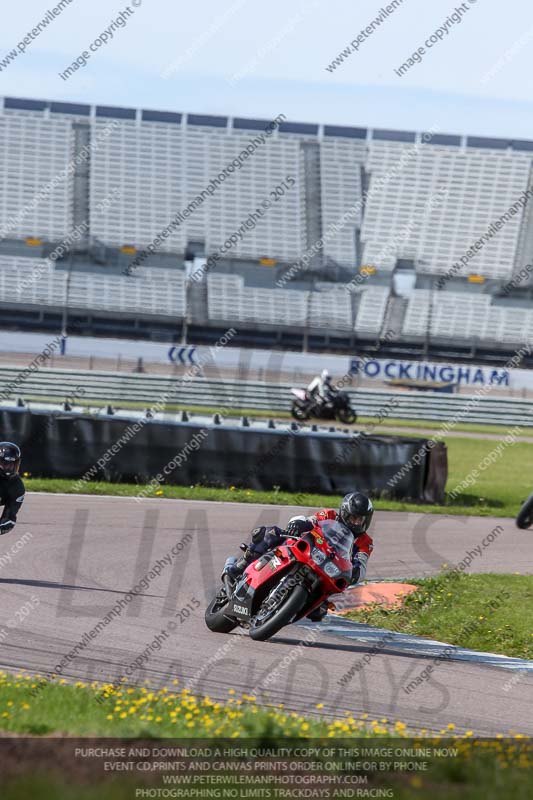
223, 492, 374, 621
0, 442, 25, 536
307, 369, 337, 409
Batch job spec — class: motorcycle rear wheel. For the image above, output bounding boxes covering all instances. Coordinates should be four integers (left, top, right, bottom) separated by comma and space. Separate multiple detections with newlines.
291, 402, 310, 421
337, 407, 357, 424
205, 586, 239, 633
516, 491, 533, 529
249, 584, 308, 641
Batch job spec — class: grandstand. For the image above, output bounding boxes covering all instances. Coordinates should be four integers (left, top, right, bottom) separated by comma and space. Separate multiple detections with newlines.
402, 289, 533, 346
361, 134, 533, 280
0, 95, 533, 361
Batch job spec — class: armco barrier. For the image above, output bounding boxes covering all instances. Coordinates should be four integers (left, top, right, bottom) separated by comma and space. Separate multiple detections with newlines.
0, 407, 447, 503
1, 365, 531, 426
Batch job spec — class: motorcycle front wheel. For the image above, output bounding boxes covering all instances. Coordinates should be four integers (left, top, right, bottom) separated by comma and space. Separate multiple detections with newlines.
205, 586, 239, 633
516, 491, 533, 529
249, 584, 308, 641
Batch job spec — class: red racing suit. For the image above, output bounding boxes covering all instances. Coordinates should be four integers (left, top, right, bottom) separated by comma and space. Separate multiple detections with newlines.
289, 508, 373, 585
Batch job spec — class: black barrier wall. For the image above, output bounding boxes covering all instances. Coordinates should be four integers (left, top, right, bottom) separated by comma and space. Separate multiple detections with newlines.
1, 409, 447, 502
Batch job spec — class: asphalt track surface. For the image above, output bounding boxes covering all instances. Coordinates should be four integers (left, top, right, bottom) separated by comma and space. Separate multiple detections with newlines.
0, 493, 532, 736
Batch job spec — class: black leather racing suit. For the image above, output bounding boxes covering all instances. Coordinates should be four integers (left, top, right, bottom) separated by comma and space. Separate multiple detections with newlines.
0, 475, 25, 535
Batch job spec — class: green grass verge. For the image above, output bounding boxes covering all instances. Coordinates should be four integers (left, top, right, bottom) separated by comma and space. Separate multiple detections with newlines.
346, 573, 533, 659
357, 416, 531, 437
21, 476, 512, 518
443, 436, 533, 516
0, 673, 376, 737
0, 674, 532, 799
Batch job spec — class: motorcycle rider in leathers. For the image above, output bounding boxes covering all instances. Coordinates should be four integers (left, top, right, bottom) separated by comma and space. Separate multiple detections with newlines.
223, 492, 374, 621
0, 443, 25, 536
307, 369, 338, 410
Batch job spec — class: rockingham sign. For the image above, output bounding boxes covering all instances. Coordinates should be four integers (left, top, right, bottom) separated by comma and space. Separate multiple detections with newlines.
1, 331, 532, 391
349, 357, 512, 388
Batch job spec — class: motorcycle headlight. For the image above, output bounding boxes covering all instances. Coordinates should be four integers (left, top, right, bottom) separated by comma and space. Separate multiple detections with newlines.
311, 547, 326, 565
323, 561, 341, 578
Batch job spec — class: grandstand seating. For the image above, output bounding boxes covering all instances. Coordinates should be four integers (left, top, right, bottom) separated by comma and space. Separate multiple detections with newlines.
207, 274, 308, 328
361, 140, 531, 279
402, 289, 533, 344
0, 256, 186, 318
90, 118, 186, 254
3, 97, 533, 286
206, 274, 354, 330
0, 114, 72, 241
90, 117, 307, 263
320, 137, 366, 266
2, 97, 533, 351
2, 250, 532, 347
308, 288, 352, 330
353, 286, 389, 335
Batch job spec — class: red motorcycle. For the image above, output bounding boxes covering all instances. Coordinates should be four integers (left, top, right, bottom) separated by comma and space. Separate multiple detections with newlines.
205, 520, 354, 641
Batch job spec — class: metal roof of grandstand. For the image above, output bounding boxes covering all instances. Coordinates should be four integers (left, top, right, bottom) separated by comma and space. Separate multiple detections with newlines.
3, 95, 533, 150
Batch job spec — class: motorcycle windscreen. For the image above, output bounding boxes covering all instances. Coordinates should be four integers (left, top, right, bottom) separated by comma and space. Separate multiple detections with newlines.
315, 519, 354, 560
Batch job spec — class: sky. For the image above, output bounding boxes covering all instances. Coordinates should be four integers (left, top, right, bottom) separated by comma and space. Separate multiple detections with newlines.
0, 0, 532, 138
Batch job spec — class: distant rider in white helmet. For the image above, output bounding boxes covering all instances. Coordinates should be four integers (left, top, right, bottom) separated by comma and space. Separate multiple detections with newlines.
307, 369, 337, 409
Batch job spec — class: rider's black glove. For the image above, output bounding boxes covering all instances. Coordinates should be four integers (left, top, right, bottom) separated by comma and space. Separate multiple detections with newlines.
285, 518, 313, 536
0, 520, 15, 535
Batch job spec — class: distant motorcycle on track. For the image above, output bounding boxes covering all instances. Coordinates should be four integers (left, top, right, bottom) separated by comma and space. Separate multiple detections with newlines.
516, 491, 533, 529
205, 519, 353, 641
290, 388, 357, 424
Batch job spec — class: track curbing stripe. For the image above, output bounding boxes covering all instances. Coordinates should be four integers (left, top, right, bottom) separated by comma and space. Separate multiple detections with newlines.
297, 617, 533, 672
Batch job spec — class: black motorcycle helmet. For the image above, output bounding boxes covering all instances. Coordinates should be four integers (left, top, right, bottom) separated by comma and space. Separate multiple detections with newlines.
339, 492, 373, 536
0, 442, 21, 479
